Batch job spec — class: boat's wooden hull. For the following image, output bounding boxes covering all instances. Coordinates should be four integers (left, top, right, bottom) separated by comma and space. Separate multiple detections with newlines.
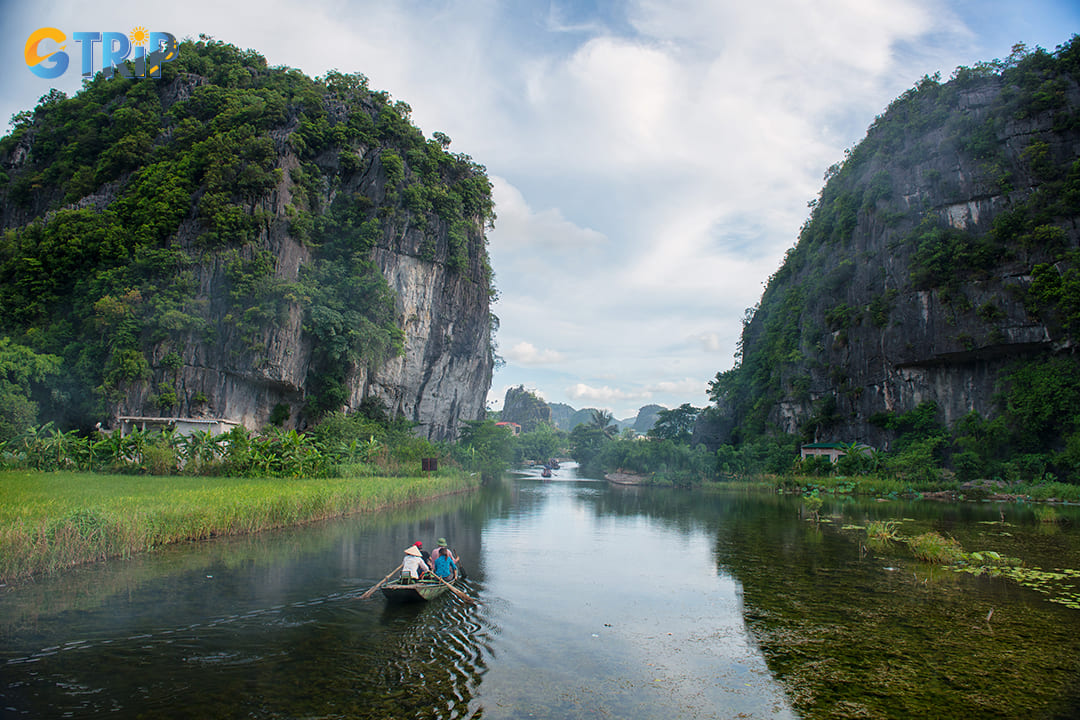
381, 579, 453, 603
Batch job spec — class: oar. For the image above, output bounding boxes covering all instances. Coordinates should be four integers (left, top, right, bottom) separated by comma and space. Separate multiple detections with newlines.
359, 563, 403, 600
433, 573, 480, 605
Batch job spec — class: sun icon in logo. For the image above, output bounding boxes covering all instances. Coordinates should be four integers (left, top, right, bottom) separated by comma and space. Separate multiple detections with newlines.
129, 26, 149, 46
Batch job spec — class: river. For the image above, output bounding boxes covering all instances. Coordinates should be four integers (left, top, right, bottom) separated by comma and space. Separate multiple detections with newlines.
3, 463, 1080, 719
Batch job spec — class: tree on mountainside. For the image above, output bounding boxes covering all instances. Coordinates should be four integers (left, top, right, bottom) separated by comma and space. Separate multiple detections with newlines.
648, 403, 701, 444
590, 409, 617, 438
501, 385, 552, 432
0, 338, 60, 441
699, 35, 1080, 482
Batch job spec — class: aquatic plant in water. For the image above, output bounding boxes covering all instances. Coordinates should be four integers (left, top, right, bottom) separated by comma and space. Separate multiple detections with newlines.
907, 531, 965, 564
865, 520, 900, 543
1034, 505, 1061, 524
802, 492, 824, 522
958, 564, 1080, 610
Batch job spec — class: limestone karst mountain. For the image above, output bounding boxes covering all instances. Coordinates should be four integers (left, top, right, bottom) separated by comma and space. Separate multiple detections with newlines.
703, 38, 1080, 465
0, 37, 495, 440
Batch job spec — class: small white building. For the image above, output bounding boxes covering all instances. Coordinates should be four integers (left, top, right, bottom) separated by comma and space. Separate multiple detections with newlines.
800, 442, 873, 463
116, 416, 241, 438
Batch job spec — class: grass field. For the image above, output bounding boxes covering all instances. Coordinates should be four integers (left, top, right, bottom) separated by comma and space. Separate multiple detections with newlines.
0, 470, 479, 582
704, 473, 1080, 502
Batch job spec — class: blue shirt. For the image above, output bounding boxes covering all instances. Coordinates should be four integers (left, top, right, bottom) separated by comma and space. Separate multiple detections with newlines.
433, 553, 457, 579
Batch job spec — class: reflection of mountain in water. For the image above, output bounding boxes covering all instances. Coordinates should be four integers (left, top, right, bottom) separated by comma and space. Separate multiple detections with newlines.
0, 488, 496, 719
9, 478, 1080, 718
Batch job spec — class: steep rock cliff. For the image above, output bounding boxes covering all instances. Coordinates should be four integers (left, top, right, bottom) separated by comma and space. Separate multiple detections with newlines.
709, 39, 1080, 452
500, 386, 552, 433
0, 38, 495, 440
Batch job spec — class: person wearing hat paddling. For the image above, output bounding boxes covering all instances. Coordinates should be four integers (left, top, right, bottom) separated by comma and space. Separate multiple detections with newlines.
400, 545, 430, 583
430, 537, 458, 580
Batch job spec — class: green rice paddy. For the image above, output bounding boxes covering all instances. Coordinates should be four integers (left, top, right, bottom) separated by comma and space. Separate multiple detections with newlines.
0, 469, 478, 582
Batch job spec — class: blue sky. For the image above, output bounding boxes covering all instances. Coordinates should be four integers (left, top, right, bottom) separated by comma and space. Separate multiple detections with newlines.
2, 0, 1078, 419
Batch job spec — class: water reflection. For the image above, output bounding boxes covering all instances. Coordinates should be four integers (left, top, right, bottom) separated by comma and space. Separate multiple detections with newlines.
473, 466, 794, 719
6, 470, 1079, 718
711, 492, 1080, 719
0, 490, 494, 720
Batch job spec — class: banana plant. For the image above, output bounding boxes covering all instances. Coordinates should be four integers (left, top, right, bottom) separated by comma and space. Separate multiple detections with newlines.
42, 427, 81, 470
123, 427, 149, 467
96, 427, 128, 468
181, 429, 225, 470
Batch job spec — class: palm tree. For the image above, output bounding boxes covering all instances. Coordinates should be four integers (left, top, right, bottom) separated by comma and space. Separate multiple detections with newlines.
590, 409, 617, 438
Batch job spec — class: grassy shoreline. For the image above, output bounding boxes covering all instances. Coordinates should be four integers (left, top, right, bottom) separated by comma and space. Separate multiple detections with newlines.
0, 469, 480, 583
702, 473, 1080, 502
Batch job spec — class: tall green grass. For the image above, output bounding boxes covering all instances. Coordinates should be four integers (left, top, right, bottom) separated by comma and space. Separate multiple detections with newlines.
0, 470, 478, 582
705, 473, 1080, 502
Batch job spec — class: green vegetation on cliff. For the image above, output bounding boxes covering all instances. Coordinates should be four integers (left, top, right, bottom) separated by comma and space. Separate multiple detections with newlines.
0, 36, 495, 433
705, 36, 1080, 483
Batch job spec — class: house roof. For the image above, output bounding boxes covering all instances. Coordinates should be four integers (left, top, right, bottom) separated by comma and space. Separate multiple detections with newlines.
117, 416, 239, 425
801, 442, 847, 449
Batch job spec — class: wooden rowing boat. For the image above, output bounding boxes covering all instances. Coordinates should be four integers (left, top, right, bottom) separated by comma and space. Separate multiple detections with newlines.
381, 577, 456, 603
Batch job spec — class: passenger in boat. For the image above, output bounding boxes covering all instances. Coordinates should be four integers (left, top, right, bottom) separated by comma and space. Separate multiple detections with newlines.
430, 537, 456, 563
401, 545, 430, 583
430, 538, 458, 580
413, 540, 431, 566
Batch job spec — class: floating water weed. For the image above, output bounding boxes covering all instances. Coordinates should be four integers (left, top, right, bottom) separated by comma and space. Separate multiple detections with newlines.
978, 565, 1080, 610
907, 532, 965, 564
866, 520, 900, 543
1034, 505, 1060, 524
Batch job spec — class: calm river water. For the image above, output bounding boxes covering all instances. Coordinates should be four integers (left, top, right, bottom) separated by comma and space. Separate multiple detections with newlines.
3, 464, 1080, 719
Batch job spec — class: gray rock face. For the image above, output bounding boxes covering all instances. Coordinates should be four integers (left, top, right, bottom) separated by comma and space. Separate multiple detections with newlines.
714, 61, 1080, 449
357, 247, 494, 440
105, 78, 495, 441
500, 386, 552, 433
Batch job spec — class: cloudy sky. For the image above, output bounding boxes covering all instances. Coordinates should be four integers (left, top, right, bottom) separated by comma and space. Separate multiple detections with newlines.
2, 1, 1078, 419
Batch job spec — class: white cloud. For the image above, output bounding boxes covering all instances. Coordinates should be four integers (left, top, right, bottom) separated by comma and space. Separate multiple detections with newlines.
567, 383, 652, 404
489, 176, 607, 249
695, 333, 724, 353
504, 341, 566, 365
648, 378, 708, 397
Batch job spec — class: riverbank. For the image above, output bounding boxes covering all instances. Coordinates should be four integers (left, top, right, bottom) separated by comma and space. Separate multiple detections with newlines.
0, 470, 480, 583
704, 473, 1080, 503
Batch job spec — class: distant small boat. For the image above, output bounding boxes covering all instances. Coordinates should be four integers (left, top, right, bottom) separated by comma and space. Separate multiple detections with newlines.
381, 577, 456, 603
549, 460, 560, 469
541, 466, 552, 478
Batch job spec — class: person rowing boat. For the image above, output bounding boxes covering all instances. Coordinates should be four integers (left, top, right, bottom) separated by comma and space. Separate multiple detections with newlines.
430, 537, 457, 580
400, 544, 429, 583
